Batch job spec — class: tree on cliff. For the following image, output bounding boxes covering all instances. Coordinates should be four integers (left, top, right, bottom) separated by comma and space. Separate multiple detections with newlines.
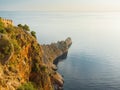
31, 31, 36, 38
23, 24, 30, 31
17, 24, 22, 27
18, 24, 30, 31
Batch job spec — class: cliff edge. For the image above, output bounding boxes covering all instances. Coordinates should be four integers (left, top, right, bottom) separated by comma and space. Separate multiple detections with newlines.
0, 18, 72, 90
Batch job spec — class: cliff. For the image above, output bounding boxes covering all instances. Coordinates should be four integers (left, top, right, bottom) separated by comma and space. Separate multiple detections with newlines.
42, 37, 72, 89
42, 37, 72, 65
0, 18, 72, 90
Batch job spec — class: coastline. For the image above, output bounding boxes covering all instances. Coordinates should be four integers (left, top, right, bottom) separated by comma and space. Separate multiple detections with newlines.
42, 37, 72, 89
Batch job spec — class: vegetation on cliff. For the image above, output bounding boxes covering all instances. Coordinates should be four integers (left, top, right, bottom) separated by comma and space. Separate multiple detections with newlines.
0, 18, 72, 90
18, 24, 30, 31
0, 20, 6, 33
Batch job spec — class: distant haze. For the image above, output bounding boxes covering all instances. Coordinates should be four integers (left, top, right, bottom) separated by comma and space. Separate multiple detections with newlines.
1, 0, 120, 11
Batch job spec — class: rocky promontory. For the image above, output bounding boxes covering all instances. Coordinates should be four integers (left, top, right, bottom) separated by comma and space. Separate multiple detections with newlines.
0, 18, 72, 90
42, 37, 72, 64
42, 37, 72, 89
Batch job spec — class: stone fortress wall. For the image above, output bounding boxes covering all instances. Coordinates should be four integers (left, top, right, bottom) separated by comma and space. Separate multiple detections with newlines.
0, 17, 13, 27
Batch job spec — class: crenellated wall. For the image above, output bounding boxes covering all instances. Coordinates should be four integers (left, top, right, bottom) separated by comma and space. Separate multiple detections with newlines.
0, 17, 13, 27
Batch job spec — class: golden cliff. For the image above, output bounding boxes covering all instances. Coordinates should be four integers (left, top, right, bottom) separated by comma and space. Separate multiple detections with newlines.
0, 18, 72, 90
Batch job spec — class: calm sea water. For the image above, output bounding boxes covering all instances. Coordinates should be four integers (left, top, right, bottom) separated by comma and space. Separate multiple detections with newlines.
1, 11, 120, 90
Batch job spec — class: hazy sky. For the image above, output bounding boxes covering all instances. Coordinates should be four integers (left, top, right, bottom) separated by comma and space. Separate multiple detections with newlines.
1, 0, 120, 11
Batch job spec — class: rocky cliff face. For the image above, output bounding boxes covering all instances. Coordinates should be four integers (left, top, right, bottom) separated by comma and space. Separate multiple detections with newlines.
0, 19, 72, 90
42, 37, 72, 89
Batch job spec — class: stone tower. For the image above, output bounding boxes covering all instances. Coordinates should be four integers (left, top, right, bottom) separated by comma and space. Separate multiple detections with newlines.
0, 17, 13, 27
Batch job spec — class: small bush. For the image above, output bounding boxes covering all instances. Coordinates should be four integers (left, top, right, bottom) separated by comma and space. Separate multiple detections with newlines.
17, 82, 36, 90
0, 53, 5, 59
31, 31, 36, 38
18, 24, 23, 28
0, 27, 6, 34
0, 20, 6, 33
18, 24, 30, 31
3, 46, 11, 55
0, 20, 4, 27
32, 63, 40, 72
12, 40, 21, 54
0, 39, 12, 55
41, 65, 47, 72
23, 24, 30, 31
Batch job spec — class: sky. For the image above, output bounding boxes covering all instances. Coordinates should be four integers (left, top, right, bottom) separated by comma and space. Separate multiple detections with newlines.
1, 0, 120, 11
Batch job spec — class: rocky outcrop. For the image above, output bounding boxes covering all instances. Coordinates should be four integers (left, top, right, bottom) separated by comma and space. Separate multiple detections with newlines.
42, 37, 72, 89
0, 18, 72, 90
42, 37, 72, 63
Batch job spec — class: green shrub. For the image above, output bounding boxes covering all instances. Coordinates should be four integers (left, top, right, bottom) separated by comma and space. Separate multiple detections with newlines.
41, 65, 47, 72
0, 27, 6, 33
23, 24, 30, 31
31, 31, 36, 38
0, 21, 6, 33
0, 20, 6, 33
0, 39, 12, 55
0, 38, 13, 61
0, 53, 5, 59
17, 24, 30, 31
3, 46, 11, 55
12, 40, 21, 54
32, 63, 40, 72
18, 24, 23, 28
17, 82, 37, 90
0, 20, 4, 27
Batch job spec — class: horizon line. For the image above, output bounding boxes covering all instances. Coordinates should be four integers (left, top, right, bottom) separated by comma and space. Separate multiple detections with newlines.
1, 10, 120, 12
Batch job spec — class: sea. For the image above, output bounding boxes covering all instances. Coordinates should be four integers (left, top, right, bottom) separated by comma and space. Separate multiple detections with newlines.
1, 11, 120, 90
